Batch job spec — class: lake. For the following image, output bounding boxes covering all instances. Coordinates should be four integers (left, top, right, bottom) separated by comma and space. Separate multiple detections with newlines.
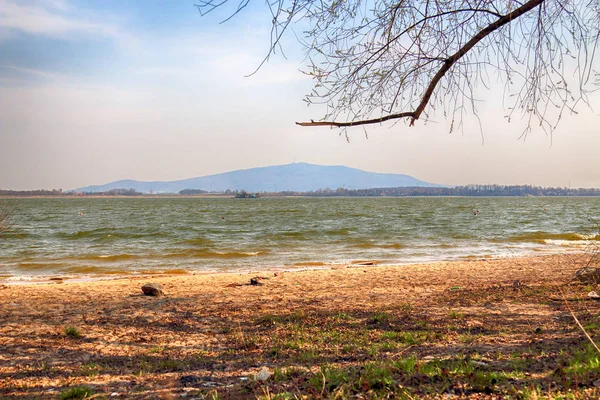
1, 197, 598, 280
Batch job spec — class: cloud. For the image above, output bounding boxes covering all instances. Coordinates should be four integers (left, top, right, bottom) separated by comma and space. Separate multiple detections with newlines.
0, 0, 135, 44
0, 64, 63, 80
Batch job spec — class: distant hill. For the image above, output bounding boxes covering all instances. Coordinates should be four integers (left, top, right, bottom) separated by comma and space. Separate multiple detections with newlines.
74, 163, 443, 194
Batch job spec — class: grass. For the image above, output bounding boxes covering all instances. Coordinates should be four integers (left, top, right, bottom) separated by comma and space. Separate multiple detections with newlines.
448, 309, 466, 319
60, 386, 93, 399
244, 299, 600, 399
64, 326, 81, 338
51, 303, 600, 399
563, 345, 600, 382
80, 362, 101, 377
367, 311, 391, 326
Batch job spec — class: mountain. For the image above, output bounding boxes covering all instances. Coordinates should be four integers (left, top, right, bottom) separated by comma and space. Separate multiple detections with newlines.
74, 163, 443, 193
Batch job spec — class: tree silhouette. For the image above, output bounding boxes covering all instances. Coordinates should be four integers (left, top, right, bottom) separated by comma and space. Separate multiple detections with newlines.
197, 0, 599, 134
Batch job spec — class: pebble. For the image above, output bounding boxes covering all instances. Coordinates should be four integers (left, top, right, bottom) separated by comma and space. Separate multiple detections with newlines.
255, 366, 271, 381
141, 282, 164, 296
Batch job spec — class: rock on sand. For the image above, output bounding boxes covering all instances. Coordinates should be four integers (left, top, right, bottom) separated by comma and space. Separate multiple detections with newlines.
142, 283, 164, 296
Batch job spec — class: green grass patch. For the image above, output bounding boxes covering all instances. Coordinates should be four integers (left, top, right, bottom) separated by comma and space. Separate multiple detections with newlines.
368, 311, 392, 325
448, 310, 466, 319
564, 345, 600, 382
60, 386, 93, 400
309, 364, 350, 393
80, 362, 101, 377
64, 326, 81, 338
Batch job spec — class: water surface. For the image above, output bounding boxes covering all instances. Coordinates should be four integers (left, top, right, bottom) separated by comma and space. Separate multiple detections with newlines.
1, 197, 598, 280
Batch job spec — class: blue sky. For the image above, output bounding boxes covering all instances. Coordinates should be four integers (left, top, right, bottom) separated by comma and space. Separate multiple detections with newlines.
1, 0, 599, 190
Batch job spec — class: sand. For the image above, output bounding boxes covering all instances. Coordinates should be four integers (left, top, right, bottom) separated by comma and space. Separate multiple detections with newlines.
0, 253, 598, 399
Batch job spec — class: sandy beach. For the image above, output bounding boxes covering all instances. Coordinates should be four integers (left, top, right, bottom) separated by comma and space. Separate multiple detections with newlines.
1, 253, 599, 399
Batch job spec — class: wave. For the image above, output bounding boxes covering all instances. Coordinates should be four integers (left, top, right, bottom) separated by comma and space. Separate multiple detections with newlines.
324, 228, 355, 236
179, 237, 216, 246
506, 232, 599, 244
57, 228, 169, 241
137, 269, 189, 275
348, 242, 405, 249
158, 248, 270, 259
16, 262, 57, 271
62, 266, 135, 275
257, 231, 312, 241
61, 254, 142, 262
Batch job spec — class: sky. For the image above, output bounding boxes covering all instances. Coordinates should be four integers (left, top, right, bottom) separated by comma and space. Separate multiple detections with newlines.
0, 0, 599, 190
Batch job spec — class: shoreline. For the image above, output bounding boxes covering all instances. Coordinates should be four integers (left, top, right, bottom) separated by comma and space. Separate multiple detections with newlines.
0, 251, 580, 286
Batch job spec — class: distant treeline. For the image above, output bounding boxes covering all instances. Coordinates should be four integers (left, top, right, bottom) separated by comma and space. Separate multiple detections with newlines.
2, 185, 600, 197
0, 188, 143, 196
0, 189, 65, 196
282, 185, 600, 197
183, 185, 600, 197
179, 189, 208, 195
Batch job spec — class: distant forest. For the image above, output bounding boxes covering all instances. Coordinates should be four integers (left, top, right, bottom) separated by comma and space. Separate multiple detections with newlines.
286, 185, 600, 197
1, 185, 599, 197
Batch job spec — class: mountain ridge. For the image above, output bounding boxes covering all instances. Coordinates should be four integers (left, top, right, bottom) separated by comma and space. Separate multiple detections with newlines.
74, 163, 443, 193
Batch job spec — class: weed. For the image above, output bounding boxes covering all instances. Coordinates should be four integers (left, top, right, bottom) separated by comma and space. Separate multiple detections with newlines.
158, 359, 183, 371
368, 311, 391, 325
267, 393, 296, 400
357, 363, 394, 391
457, 332, 477, 344
268, 345, 282, 358
514, 385, 542, 400
564, 345, 600, 381
309, 365, 349, 393
80, 363, 101, 377
397, 331, 426, 345
148, 345, 164, 354
380, 331, 398, 340
378, 342, 397, 352
395, 355, 417, 374
334, 312, 351, 320
64, 326, 81, 338
289, 309, 306, 322
272, 367, 285, 382
448, 310, 465, 319
298, 349, 317, 363
60, 386, 93, 400
256, 314, 282, 327
341, 344, 354, 353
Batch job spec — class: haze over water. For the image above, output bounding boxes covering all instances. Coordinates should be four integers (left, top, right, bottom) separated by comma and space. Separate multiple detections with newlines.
1, 197, 599, 281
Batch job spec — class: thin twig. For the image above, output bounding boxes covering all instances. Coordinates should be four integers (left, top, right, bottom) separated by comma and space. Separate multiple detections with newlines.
559, 286, 600, 354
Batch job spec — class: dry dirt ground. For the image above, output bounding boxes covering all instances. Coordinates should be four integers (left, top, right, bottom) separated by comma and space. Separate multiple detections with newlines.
1, 253, 600, 399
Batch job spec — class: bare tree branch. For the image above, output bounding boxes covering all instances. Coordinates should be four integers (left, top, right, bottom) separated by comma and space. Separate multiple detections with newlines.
199, 0, 600, 134
298, 0, 546, 127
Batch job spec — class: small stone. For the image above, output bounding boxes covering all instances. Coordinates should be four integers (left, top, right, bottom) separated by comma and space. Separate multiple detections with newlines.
250, 277, 263, 286
142, 283, 164, 296
254, 367, 271, 381
588, 291, 600, 299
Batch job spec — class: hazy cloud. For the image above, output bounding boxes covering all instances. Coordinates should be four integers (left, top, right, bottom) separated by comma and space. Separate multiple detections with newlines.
0, 0, 134, 44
